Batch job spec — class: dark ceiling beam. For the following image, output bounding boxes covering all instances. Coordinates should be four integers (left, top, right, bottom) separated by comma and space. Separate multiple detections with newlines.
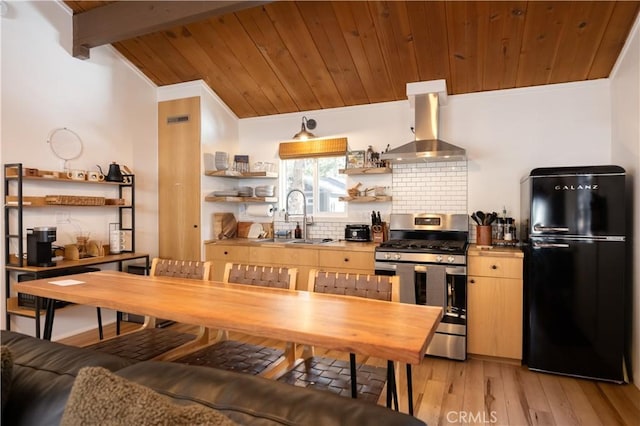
72, 1, 270, 59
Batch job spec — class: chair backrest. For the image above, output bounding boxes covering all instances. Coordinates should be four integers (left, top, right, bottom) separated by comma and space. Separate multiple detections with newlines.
150, 258, 211, 281
223, 263, 297, 290
307, 269, 400, 302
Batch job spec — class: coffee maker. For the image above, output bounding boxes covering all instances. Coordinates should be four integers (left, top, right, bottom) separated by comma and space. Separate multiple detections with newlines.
27, 227, 57, 267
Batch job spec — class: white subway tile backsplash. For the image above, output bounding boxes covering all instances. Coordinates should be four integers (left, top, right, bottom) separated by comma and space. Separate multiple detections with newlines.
392, 160, 467, 214
272, 160, 468, 237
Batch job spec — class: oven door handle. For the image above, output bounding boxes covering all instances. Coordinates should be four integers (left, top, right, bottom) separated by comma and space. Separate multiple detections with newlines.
445, 266, 467, 275
374, 262, 396, 273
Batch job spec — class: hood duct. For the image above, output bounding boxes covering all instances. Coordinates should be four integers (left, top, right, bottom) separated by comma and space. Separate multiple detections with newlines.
381, 90, 466, 163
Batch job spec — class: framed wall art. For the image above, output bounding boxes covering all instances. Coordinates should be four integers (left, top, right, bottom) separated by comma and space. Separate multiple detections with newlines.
346, 150, 365, 169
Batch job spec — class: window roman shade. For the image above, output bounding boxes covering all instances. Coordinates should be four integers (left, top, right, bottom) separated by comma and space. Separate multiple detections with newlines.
278, 137, 348, 159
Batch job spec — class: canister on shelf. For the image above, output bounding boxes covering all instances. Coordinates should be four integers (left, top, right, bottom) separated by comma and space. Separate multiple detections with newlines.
494, 217, 505, 240
504, 218, 516, 241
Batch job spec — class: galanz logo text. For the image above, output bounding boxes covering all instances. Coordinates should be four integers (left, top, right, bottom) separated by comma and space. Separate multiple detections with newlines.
554, 184, 598, 190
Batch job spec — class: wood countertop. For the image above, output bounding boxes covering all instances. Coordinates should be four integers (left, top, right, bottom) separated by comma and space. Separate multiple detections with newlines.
5, 252, 150, 273
468, 244, 523, 258
204, 239, 376, 252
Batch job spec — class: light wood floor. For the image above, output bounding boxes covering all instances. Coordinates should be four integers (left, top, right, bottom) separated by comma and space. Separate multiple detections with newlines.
59, 322, 640, 426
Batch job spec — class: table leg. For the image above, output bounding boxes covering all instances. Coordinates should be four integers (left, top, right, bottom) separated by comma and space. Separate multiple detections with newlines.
96, 308, 103, 340
349, 352, 357, 398
406, 364, 413, 416
386, 360, 399, 411
116, 260, 123, 335
43, 299, 56, 341
386, 360, 393, 408
34, 297, 41, 339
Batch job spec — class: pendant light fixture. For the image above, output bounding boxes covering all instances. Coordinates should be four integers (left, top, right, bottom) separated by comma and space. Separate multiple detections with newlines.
293, 116, 317, 140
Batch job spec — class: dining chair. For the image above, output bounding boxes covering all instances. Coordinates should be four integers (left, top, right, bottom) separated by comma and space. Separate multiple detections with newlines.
85, 258, 212, 362
173, 262, 297, 378
278, 269, 401, 408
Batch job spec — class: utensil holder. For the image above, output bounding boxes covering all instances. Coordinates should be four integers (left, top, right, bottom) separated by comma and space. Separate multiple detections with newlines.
476, 225, 492, 247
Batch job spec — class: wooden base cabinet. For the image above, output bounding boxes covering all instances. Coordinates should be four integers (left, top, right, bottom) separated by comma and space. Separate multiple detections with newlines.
467, 247, 523, 360
205, 244, 249, 282
317, 250, 374, 275
204, 243, 375, 290
249, 246, 318, 290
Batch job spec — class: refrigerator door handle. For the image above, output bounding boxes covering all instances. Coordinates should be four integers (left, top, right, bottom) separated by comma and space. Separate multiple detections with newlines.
532, 242, 570, 249
534, 224, 570, 232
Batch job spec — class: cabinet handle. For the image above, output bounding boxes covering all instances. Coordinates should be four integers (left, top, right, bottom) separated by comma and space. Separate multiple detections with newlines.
344, 258, 349, 262
469, 279, 475, 284
491, 265, 498, 270
193, 224, 198, 228
224, 251, 228, 255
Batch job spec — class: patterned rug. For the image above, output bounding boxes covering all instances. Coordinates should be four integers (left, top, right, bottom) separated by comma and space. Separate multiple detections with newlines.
86, 329, 195, 362
277, 356, 387, 405
173, 340, 285, 376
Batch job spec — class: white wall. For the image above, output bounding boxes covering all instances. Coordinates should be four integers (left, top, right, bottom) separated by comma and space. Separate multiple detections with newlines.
446, 81, 611, 217
0, 1, 158, 338
239, 80, 611, 225
610, 14, 640, 388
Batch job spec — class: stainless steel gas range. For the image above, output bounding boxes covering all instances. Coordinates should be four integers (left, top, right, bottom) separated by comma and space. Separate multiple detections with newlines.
375, 213, 469, 361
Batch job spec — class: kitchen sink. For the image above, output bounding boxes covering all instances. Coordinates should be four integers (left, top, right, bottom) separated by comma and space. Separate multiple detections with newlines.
251, 238, 334, 245
253, 238, 276, 243
287, 238, 334, 245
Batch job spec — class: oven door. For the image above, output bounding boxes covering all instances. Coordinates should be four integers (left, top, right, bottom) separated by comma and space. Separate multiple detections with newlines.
375, 261, 467, 360
376, 262, 466, 312
374, 262, 418, 304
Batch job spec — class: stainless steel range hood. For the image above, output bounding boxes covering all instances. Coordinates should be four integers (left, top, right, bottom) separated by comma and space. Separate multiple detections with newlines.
382, 82, 466, 163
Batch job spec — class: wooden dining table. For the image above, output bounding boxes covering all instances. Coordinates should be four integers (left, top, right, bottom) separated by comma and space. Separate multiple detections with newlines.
15, 270, 443, 414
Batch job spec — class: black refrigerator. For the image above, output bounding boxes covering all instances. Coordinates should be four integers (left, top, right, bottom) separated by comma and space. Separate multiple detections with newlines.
520, 165, 626, 383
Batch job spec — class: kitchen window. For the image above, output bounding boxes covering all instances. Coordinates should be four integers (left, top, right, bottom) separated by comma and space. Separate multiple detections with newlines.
280, 156, 346, 216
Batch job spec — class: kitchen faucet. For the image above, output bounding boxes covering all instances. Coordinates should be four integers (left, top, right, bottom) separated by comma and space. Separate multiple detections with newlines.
285, 189, 306, 240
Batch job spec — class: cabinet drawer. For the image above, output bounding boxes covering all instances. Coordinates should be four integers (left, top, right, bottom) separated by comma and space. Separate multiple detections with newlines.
205, 245, 249, 262
318, 250, 374, 271
468, 255, 522, 279
249, 246, 318, 266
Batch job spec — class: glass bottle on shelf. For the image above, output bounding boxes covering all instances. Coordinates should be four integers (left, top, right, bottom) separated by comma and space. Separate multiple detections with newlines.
366, 145, 374, 168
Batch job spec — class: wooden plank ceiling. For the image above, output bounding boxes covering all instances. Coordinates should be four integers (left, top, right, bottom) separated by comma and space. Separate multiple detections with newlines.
64, 1, 640, 119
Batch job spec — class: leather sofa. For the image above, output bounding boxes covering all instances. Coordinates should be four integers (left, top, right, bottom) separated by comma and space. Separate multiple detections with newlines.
1, 330, 426, 426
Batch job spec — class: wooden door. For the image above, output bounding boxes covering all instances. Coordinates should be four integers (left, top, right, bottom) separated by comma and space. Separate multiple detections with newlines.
158, 97, 201, 260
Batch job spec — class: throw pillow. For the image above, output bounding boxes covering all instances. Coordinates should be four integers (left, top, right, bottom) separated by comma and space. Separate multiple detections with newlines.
0, 345, 13, 410
61, 366, 238, 426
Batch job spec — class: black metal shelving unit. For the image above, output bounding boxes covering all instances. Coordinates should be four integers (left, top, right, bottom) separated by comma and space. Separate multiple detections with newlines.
3, 163, 141, 335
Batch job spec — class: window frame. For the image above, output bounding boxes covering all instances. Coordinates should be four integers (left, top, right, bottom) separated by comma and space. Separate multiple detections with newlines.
279, 157, 347, 219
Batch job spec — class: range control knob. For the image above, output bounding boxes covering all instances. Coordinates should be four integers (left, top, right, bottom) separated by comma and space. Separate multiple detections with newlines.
435, 255, 443, 263
384, 253, 391, 260
447, 256, 456, 263
393, 253, 401, 260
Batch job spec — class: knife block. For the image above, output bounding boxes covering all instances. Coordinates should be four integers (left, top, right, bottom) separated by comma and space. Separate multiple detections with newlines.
372, 222, 387, 244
